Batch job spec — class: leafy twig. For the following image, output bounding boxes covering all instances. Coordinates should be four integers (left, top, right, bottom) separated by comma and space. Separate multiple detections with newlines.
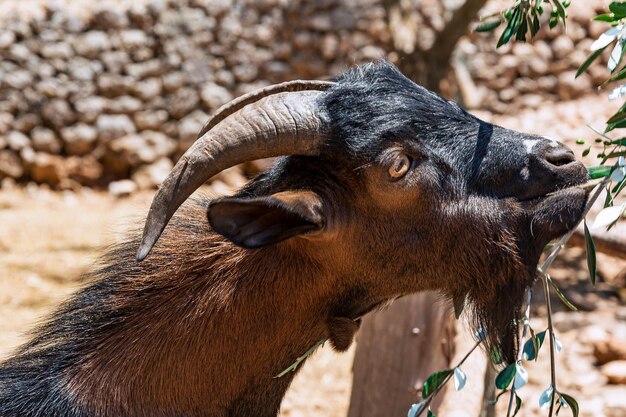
274, 337, 328, 378
505, 288, 532, 417
414, 340, 482, 417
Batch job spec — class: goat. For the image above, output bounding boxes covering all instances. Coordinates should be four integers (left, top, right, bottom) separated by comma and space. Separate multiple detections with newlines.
0, 62, 589, 417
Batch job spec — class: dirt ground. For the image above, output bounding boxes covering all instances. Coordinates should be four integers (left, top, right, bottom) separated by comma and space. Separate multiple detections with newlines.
1, 92, 625, 417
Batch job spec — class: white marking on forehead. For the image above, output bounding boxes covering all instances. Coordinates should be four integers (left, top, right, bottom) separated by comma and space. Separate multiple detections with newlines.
543, 136, 562, 147
523, 138, 539, 153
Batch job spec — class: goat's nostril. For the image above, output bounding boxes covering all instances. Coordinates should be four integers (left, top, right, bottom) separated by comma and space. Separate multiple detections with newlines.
545, 150, 575, 167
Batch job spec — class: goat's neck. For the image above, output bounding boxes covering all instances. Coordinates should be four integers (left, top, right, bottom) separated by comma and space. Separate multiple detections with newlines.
66, 236, 341, 417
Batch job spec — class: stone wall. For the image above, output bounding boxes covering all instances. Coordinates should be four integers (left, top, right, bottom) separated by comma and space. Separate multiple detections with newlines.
0, 0, 611, 190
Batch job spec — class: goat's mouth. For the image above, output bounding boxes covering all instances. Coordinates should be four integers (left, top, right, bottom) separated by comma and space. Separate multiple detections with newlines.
522, 183, 590, 245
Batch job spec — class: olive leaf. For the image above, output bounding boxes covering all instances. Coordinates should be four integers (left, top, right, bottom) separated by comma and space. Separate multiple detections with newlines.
422, 369, 453, 398
547, 276, 579, 312
558, 392, 580, 417
454, 367, 467, 391
407, 401, 427, 417
584, 220, 597, 286
495, 363, 516, 390
539, 386, 554, 410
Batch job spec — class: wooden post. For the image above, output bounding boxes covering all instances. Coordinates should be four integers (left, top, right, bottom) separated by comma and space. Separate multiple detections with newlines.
347, 292, 456, 417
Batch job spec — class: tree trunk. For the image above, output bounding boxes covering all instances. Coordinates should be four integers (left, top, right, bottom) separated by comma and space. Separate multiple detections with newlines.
348, 2, 492, 416
347, 293, 455, 416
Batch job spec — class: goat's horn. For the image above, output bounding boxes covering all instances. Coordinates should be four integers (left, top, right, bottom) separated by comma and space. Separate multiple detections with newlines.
197, 80, 335, 138
136, 86, 333, 261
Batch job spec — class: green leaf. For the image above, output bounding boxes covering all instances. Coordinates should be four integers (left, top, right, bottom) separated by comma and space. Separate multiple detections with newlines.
582, 148, 591, 157
576, 48, 604, 77
548, 277, 579, 312
513, 364, 528, 389
408, 402, 427, 417
588, 165, 612, 179
540, 386, 554, 410
513, 393, 523, 416
549, 15, 558, 29
453, 293, 466, 319
498, 9, 521, 47
607, 106, 626, 125
606, 65, 626, 83
558, 392, 580, 417
607, 150, 626, 158
608, 138, 626, 146
495, 363, 516, 389
516, 15, 528, 41
475, 19, 503, 32
610, 1, 626, 19
422, 369, 453, 398
531, 14, 540, 36
594, 13, 616, 22
584, 221, 597, 286
522, 330, 546, 361
553, 0, 567, 22
427, 410, 436, 417
454, 367, 467, 391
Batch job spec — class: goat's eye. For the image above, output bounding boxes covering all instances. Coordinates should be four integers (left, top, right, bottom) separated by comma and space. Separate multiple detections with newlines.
388, 154, 411, 179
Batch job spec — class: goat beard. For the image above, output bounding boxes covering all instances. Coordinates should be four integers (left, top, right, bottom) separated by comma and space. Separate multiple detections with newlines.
464, 270, 536, 366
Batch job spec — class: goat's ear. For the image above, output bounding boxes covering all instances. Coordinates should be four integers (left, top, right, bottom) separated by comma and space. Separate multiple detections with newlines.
207, 191, 324, 248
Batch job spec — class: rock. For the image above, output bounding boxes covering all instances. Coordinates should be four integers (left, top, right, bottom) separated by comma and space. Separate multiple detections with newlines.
74, 96, 108, 123
100, 50, 130, 74
65, 155, 103, 186
116, 29, 152, 51
93, 8, 129, 30
60, 123, 98, 155
178, 110, 208, 143
3, 69, 33, 90
167, 87, 200, 119
97, 74, 134, 97
73, 31, 111, 57
133, 110, 169, 131
0, 150, 24, 178
40, 41, 74, 59
108, 179, 138, 197
200, 82, 233, 112
558, 71, 592, 100
31, 127, 62, 154
67, 57, 102, 82
36, 78, 69, 99
131, 78, 162, 100
0, 113, 14, 135
128, 3, 154, 29
42, 99, 76, 130
30, 153, 63, 185
162, 72, 187, 93
125, 59, 165, 79
96, 114, 136, 142
132, 157, 173, 189
108, 131, 175, 167
8, 44, 31, 62
13, 114, 41, 133
602, 360, 626, 384
7, 131, 30, 151
593, 338, 626, 365
0, 30, 15, 49
552, 36, 575, 60
106, 95, 143, 114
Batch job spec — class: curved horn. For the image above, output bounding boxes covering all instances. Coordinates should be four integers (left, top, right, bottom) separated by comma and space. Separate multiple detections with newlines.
198, 80, 335, 139
136, 88, 332, 261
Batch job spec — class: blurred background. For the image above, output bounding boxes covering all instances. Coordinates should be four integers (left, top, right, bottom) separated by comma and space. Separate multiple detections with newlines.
0, 0, 625, 416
